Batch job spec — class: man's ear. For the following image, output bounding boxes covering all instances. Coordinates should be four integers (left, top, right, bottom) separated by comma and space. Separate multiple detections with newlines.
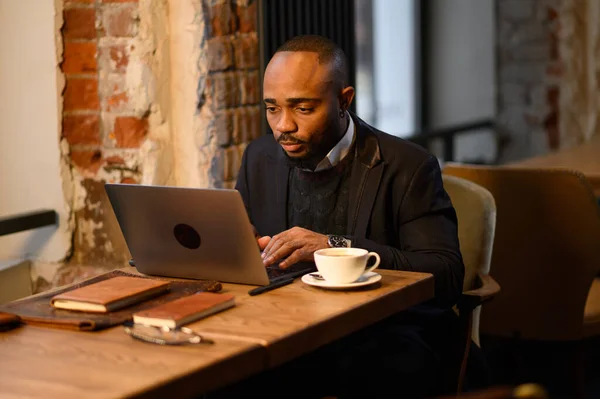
339, 86, 355, 111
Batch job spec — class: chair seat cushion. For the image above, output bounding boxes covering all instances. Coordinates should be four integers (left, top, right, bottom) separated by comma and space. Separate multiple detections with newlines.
583, 277, 600, 337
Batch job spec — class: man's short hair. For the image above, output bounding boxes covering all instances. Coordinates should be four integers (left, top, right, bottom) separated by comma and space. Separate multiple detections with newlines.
275, 35, 349, 90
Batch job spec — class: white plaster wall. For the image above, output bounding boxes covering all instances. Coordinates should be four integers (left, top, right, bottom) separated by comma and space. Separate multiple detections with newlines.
167, 0, 213, 189
0, 0, 71, 262
137, 0, 213, 189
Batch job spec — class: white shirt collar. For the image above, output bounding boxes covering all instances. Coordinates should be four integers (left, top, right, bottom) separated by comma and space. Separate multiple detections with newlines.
313, 112, 356, 172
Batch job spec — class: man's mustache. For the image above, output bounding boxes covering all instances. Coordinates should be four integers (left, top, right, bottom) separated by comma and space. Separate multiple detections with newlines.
277, 134, 306, 145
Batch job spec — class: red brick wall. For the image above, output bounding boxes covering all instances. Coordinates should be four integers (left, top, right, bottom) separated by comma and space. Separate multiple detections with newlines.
62, 0, 147, 176
61, 0, 146, 267
206, 0, 262, 188
57, 0, 261, 272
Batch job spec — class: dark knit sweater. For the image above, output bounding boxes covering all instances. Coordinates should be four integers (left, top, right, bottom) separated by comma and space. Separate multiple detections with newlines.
286, 152, 354, 234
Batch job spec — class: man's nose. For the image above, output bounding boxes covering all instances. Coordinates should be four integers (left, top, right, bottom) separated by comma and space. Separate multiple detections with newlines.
275, 110, 297, 133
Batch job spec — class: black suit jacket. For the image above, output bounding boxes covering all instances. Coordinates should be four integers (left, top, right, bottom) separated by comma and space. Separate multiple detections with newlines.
235, 114, 464, 308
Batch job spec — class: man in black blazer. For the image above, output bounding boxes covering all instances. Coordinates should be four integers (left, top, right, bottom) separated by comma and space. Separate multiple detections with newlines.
232, 35, 465, 399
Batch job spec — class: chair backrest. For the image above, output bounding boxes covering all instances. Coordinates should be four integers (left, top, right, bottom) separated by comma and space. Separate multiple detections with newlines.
443, 175, 497, 346
443, 164, 600, 340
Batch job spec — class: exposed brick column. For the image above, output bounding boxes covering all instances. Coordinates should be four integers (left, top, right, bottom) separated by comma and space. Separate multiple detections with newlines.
43, 0, 262, 290
559, 0, 600, 147
496, 0, 562, 162
60, 0, 147, 270
206, 0, 261, 188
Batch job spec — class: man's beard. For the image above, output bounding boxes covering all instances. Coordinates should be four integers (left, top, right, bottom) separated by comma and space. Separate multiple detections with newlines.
278, 135, 326, 171
278, 132, 334, 171
283, 151, 321, 170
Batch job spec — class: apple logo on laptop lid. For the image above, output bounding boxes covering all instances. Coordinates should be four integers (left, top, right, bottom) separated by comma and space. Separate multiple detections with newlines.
173, 223, 201, 249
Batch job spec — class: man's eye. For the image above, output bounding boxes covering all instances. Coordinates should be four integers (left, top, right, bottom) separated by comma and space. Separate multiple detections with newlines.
266, 107, 278, 113
297, 107, 313, 113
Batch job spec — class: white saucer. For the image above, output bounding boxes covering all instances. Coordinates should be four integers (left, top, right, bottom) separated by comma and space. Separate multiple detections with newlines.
301, 271, 382, 290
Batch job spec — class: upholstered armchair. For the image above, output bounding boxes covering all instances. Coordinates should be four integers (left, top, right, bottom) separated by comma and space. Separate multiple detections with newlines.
442, 174, 501, 394
443, 164, 600, 398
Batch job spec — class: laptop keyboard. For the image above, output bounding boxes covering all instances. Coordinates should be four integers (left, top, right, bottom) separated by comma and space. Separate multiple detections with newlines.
266, 261, 316, 283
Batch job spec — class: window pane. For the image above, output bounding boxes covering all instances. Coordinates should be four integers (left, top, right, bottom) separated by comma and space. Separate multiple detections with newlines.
355, 0, 418, 137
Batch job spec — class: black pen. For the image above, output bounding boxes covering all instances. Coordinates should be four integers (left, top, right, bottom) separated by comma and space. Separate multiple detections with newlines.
248, 277, 295, 296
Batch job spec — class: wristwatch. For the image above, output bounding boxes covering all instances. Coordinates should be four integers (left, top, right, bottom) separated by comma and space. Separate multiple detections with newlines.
327, 235, 351, 248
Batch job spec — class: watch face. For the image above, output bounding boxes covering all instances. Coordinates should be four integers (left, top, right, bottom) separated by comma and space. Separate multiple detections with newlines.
329, 235, 348, 248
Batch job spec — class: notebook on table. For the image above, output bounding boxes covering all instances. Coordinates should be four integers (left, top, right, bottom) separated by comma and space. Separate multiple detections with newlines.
50, 276, 170, 313
132, 292, 235, 329
0, 269, 222, 331
104, 183, 316, 286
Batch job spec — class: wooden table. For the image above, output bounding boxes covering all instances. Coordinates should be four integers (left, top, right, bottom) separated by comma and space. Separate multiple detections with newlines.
0, 325, 265, 399
187, 269, 434, 367
512, 135, 600, 196
0, 267, 434, 398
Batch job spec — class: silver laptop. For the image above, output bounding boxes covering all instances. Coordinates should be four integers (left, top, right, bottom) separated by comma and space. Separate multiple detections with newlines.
104, 183, 314, 286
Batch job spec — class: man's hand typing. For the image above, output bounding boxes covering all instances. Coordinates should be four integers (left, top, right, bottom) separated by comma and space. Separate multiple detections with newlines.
260, 227, 328, 268
251, 224, 271, 251
257, 235, 271, 251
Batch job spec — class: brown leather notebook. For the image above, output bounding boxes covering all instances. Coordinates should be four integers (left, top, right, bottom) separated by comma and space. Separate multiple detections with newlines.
50, 276, 170, 313
0, 270, 222, 331
133, 292, 235, 329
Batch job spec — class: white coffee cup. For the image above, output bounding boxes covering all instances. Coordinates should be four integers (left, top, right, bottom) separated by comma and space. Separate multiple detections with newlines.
313, 247, 381, 285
